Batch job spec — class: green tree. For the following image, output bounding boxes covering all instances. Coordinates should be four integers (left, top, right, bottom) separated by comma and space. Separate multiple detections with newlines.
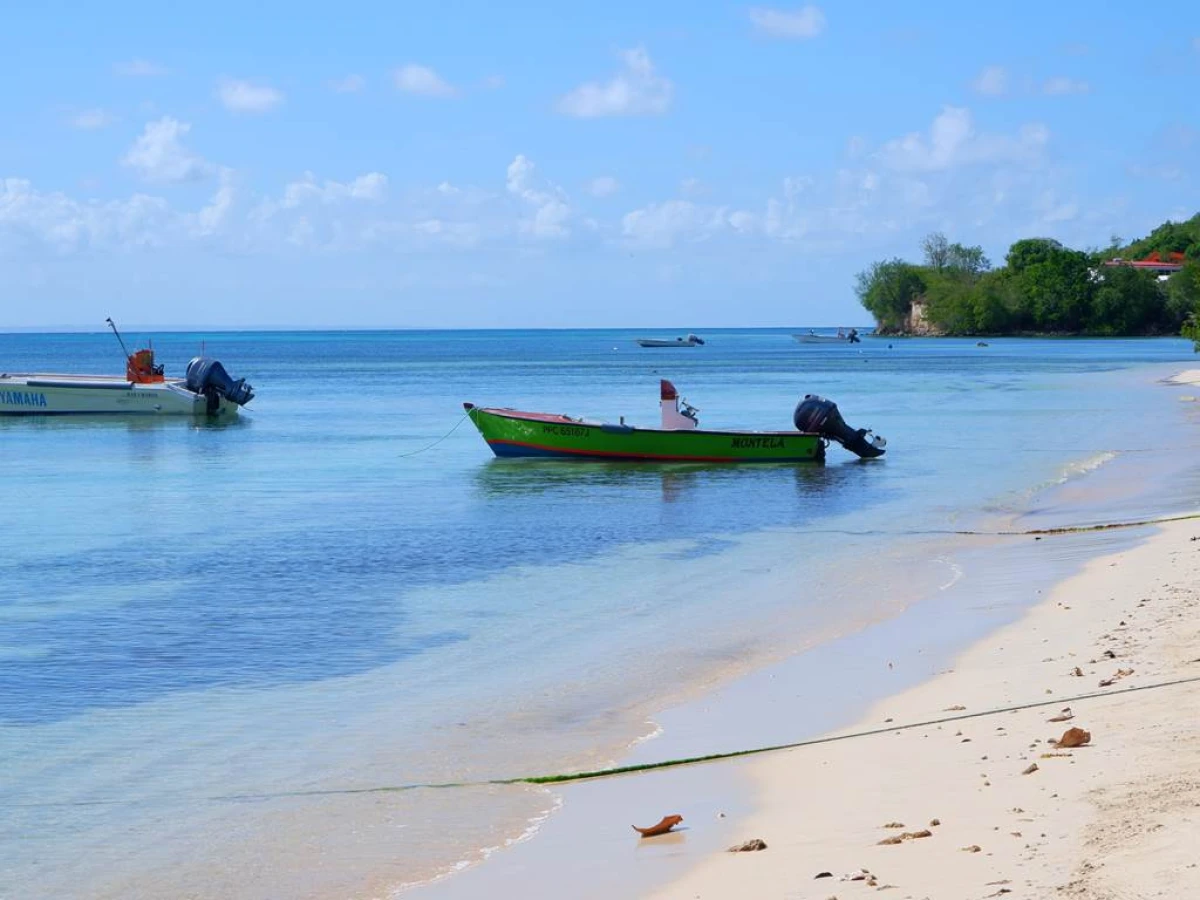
855, 259, 926, 332
1165, 262, 1200, 327
921, 232, 951, 269
1125, 214, 1200, 261
922, 270, 975, 333
946, 243, 991, 278
1183, 314, 1200, 351
970, 270, 1019, 333
1088, 266, 1165, 335
1012, 247, 1094, 332
1005, 238, 1065, 273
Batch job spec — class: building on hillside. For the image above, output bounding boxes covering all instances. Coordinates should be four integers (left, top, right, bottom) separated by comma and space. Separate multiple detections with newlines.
1101, 251, 1185, 281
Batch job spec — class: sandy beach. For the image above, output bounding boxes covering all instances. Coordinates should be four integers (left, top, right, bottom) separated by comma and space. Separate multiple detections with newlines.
646, 517, 1200, 899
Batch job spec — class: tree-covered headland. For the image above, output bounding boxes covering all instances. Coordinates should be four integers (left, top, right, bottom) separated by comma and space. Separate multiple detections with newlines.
856, 214, 1200, 344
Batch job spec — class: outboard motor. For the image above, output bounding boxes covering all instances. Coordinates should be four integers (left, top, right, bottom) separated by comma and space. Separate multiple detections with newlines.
186, 357, 255, 413
794, 394, 886, 459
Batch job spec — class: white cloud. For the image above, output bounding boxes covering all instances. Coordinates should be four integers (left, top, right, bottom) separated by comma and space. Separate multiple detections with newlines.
621, 200, 747, 248
587, 176, 620, 197
114, 59, 167, 77
192, 169, 236, 237
329, 74, 365, 93
1128, 163, 1185, 182
217, 79, 284, 113
877, 106, 1048, 172
279, 172, 389, 208
70, 109, 116, 130
749, 5, 826, 39
680, 177, 707, 198
506, 154, 570, 238
394, 64, 457, 98
0, 178, 172, 252
971, 65, 1008, 96
557, 48, 672, 118
1032, 189, 1078, 223
122, 118, 214, 184
1042, 76, 1090, 96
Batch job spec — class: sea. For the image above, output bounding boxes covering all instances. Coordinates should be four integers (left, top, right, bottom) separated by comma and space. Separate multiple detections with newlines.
2, 329, 1199, 899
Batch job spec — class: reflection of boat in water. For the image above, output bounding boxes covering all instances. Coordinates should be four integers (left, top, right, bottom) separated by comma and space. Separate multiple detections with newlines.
463, 379, 885, 463
636, 333, 705, 348
0, 319, 255, 418
793, 328, 861, 344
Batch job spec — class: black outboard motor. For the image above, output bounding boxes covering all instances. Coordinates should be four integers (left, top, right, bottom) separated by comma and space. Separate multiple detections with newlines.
186, 357, 255, 413
794, 394, 886, 459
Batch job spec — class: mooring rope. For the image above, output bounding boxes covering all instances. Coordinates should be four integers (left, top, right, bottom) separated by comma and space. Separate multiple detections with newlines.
970, 511, 1200, 537
13, 673, 1200, 809
397, 410, 473, 458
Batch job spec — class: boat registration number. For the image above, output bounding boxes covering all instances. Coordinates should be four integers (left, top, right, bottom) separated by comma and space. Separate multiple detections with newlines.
730, 437, 788, 449
541, 424, 590, 437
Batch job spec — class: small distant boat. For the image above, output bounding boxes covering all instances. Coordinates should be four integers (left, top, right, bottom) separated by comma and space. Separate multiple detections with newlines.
636, 333, 705, 348
0, 319, 255, 418
463, 380, 886, 463
793, 328, 861, 345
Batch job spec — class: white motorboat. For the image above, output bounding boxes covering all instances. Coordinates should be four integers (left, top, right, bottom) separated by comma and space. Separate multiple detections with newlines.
793, 328, 861, 345
0, 320, 255, 418
636, 333, 705, 348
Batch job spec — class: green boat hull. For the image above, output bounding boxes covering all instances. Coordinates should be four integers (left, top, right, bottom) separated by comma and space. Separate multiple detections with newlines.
464, 405, 825, 463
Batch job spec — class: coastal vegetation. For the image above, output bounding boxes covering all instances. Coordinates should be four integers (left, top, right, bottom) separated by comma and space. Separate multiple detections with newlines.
856, 214, 1200, 340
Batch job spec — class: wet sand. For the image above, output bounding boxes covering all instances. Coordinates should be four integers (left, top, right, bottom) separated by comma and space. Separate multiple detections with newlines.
648, 516, 1200, 899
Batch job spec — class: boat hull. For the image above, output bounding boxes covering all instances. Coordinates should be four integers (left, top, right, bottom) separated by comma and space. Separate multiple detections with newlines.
792, 334, 857, 344
0, 375, 240, 417
466, 406, 824, 463
636, 339, 700, 348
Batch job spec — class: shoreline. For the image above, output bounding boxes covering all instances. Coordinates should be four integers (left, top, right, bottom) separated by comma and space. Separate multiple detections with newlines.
416, 366, 1200, 900
646, 516, 1200, 899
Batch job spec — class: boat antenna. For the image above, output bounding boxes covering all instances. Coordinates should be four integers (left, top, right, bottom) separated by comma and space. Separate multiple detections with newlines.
105, 317, 131, 359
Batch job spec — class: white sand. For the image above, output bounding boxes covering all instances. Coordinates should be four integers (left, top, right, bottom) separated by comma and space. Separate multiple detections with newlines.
649, 518, 1200, 899
1165, 368, 1200, 385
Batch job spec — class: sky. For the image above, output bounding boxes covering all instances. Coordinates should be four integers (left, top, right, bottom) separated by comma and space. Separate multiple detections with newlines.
2, 0, 1199, 329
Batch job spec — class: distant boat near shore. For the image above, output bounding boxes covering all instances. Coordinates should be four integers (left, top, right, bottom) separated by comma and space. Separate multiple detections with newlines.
636, 333, 705, 348
793, 328, 861, 345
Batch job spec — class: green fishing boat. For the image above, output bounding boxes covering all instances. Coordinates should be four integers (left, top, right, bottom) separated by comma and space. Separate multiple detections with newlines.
463, 380, 886, 463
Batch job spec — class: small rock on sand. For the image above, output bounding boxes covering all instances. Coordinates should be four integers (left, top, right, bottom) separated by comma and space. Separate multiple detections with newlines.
727, 838, 767, 852
1022, 763, 1039, 775
930, 818, 941, 826
961, 844, 982, 853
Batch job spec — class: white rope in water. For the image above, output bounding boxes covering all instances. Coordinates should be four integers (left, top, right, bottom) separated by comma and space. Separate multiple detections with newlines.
397, 411, 473, 458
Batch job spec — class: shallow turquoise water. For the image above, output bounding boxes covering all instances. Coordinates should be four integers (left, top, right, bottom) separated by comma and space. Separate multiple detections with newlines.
1, 330, 1198, 898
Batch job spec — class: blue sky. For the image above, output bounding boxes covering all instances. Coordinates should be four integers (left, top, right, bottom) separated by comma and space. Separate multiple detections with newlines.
2, 0, 1198, 328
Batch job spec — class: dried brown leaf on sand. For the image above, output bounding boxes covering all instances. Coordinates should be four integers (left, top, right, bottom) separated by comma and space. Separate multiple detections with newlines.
632, 814, 683, 837
1055, 727, 1092, 749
